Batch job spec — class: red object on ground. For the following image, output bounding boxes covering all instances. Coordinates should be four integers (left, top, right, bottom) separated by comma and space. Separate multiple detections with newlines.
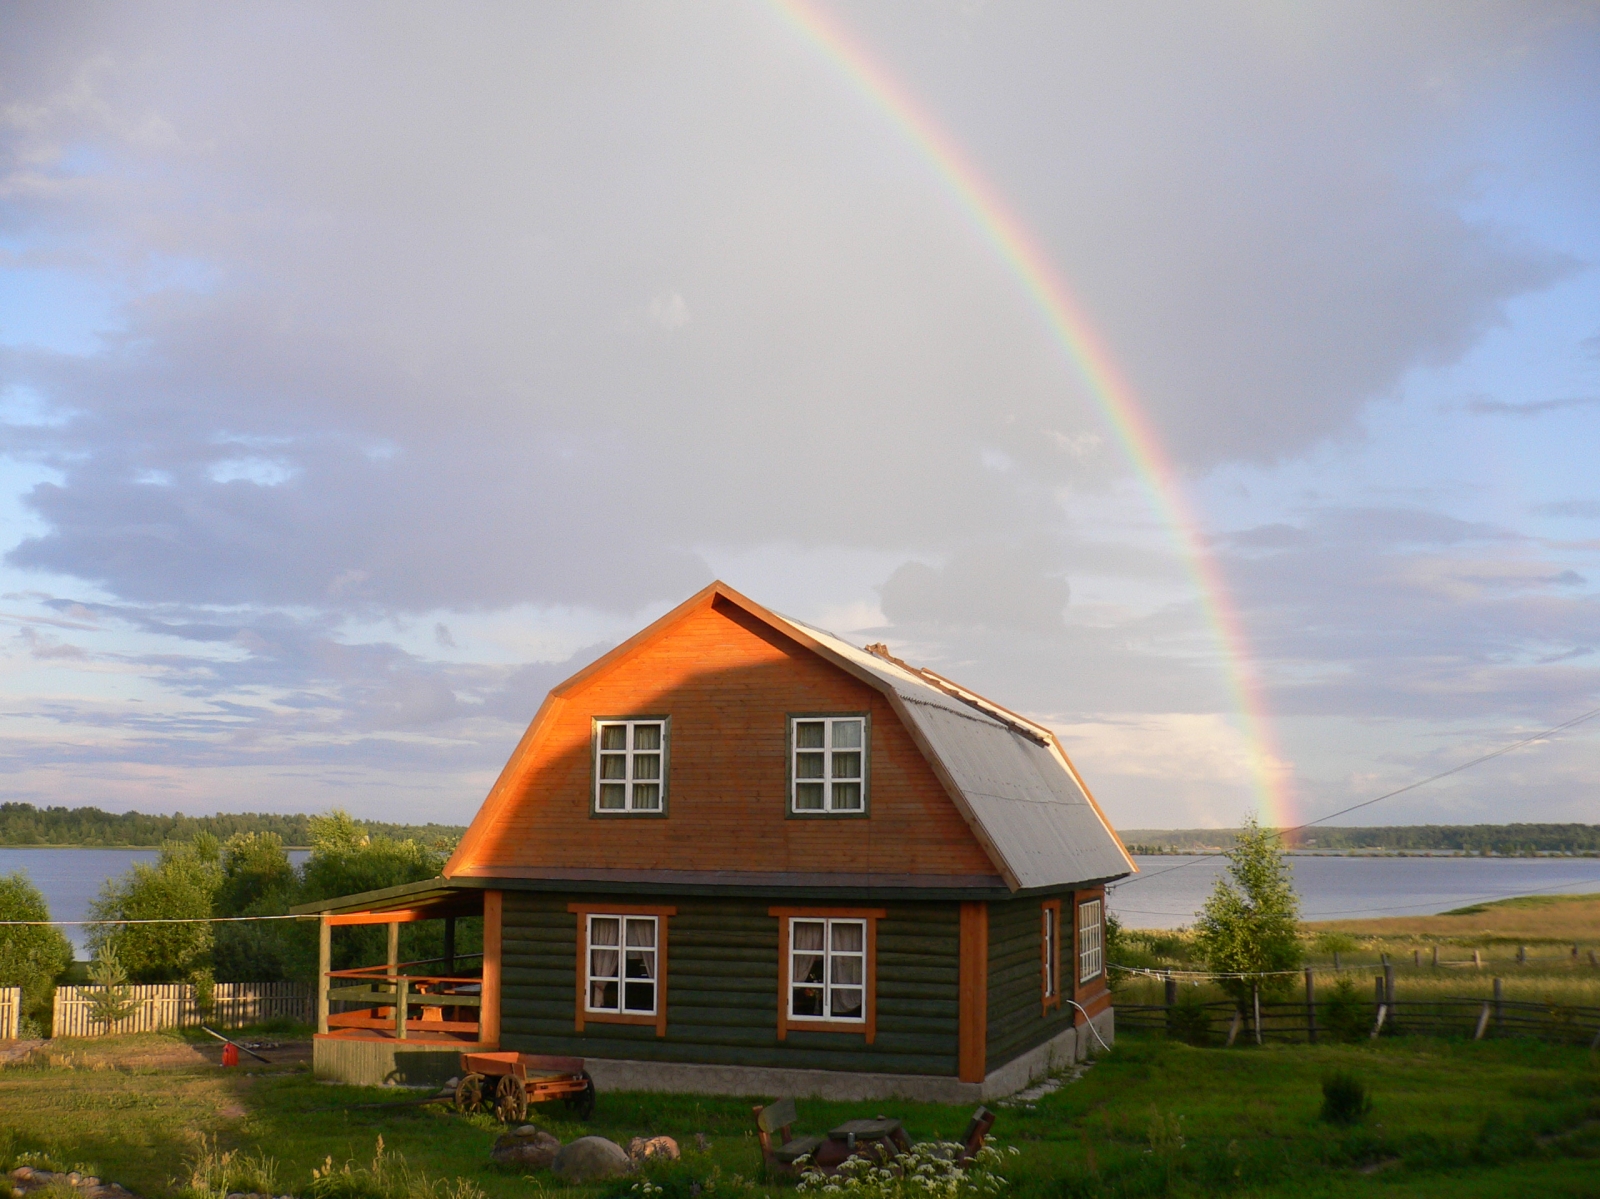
221, 1042, 238, 1067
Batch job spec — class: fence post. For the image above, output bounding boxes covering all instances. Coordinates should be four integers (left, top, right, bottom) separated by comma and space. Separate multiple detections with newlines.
1517, 945, 1526, 966
1493, 977, 1503, 1032
1305, 968, 1317, 1044
1432, 945, 1439, 968
1252, 985, 1262, 1045
1384, 963, 1396, 1032
1163, 975, 1177, 1036
1473, 949, 1482, 969
317, 916, 330, 1036
1413, 949, 1420, 967
1590, 949, 1597, 968
1333, 950, 1340, 972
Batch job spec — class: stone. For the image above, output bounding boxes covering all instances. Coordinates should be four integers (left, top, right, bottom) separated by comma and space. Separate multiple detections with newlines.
551, 1136, 631, 1182
627, 1137, 680, 1164
491, 1127, 562, 1170
11, 1168, 36, 1181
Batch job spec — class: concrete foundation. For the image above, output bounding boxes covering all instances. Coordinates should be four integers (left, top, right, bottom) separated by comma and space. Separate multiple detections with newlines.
581, 1007, 1115, 1104
312, 1037, 493, 1087
312, 1007, 1114, 1102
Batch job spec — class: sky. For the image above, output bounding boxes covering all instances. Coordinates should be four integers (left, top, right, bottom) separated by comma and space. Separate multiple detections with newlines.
0, 1, 1597, 832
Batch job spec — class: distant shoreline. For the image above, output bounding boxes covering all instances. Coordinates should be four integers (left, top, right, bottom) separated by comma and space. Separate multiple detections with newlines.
1127, 847, 1600, 859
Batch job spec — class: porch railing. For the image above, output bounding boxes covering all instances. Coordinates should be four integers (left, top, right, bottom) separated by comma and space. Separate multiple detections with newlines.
324, 954, 485, 1041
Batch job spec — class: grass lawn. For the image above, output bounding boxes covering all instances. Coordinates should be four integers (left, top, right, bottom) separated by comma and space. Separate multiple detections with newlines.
2, 1028, 1598, 1197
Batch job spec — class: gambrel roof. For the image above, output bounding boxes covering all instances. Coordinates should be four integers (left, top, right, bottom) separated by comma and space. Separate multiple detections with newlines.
446, 581, 1135, 892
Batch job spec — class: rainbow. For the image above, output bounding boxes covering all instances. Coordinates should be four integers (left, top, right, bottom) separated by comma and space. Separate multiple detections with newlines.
771, 0, 1295, 828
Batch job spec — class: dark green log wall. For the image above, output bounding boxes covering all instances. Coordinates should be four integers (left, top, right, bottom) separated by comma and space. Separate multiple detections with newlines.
985, 892, 1077, 1073
501, 893, 962, 1076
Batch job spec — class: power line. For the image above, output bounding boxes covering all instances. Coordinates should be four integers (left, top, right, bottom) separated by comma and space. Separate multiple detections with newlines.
1113, 703, 1600, 890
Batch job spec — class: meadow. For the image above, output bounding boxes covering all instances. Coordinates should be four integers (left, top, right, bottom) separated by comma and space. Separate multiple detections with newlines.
1112, 892, 1600, 1011
2, 1025, 1598, 1198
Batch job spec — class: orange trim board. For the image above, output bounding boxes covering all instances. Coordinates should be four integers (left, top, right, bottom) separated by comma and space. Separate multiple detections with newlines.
958, 901, 988, 1083
1041, 898, 1062, 1015
769, 907, 885, 1044
569, 903, 676, 1037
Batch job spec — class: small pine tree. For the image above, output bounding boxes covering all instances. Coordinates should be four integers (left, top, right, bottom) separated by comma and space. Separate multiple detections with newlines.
1193, 816, 1303, 1006
87, 944, 139, 1031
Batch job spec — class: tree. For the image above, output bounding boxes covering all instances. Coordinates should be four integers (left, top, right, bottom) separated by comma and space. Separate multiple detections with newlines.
89, 835, 222, 982
213, 832, 298, 983
86, 943, 139, 1031
1193, 816, 1303, 1004
0, 871, 73, 1028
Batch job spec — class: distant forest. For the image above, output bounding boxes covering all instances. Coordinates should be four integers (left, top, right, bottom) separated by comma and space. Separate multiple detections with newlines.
1122, 824, 1600, 856
0, 803, 466, 848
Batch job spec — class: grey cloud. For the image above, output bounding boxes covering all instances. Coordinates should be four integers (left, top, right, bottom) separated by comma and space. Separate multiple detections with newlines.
1535, 500, 1600, 519
1466, 396, 1600, 417
0, 3, 1589, 617
879, 543, 1070, 634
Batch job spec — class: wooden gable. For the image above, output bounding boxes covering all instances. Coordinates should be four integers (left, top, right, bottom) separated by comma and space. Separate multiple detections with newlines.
446, 585, 1001, 882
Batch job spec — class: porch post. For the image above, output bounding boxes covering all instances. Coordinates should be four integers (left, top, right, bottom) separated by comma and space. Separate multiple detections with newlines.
317, 915, 330, 1035
480, 890, 503, 1047
387, 920, 400, 971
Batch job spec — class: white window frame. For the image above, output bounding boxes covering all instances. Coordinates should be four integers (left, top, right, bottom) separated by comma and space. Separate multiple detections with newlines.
584, 913, 659, 1016
592, 717, 668, 814
787, 714, 869, 815
1042, 903, 1058, 1000
785, 916, 867, 1024
1078, 898, 1104, 983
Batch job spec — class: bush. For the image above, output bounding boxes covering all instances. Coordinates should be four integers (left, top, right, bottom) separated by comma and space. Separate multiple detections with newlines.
89, 837, 221, 982
0, 872, 72, 1027
307, 1138, 482, 1199
1167, 987, 1214, 1046
1319, 975, 1369, 1043
1320, 1071, 1371, 1125
177, 1137, 279, 1199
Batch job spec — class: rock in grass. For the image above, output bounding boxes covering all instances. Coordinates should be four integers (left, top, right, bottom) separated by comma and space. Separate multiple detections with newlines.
551, 1136, 631, 1182
491, 1127, 562, 1169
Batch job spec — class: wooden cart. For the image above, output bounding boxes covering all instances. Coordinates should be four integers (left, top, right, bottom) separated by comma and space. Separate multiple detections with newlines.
454, 1051, 596, 1122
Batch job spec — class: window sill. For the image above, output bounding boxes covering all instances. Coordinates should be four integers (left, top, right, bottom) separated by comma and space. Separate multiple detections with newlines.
782, 1017, 872, 1038
785, 809, 871, 820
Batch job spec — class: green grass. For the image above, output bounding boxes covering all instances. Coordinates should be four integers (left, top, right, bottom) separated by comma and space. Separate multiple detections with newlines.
2, 1029, 1599, 1197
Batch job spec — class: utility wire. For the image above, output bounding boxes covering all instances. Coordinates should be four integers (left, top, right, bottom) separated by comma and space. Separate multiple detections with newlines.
1113, 703, 1600, 890
0, 914, 318, 926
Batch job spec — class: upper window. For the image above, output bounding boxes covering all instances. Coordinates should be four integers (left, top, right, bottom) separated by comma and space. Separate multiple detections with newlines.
789, 715, 868, 814
586, 913, 659, 1015
593, 717, 668, 813
787, 917, 866, 1023
1078, 898, 1104, 983
1042, 900, 1061, 1006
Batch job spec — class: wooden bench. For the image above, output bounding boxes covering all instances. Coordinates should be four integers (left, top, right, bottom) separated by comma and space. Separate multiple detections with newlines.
752, 1097, 824, 1174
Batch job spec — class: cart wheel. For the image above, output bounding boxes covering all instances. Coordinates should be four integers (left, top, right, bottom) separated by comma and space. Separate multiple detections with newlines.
494, 1073, 528, 1124
454, 1073, 485, 1114
562, 1070, 596, 1121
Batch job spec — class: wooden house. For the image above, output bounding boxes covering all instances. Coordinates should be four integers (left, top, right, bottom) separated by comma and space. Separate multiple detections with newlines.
298, 581, 1134, 1100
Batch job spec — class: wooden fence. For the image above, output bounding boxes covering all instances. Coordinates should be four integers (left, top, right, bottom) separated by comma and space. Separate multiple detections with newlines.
51, 981, 312, 1038
1117, 973, 1600, 1049
0, 986, 18, 1040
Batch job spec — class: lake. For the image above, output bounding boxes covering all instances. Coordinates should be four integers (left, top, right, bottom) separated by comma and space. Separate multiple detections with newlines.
0, 847, 308, 953
5, 847, 1600, 951
1111, 854, 1600, 929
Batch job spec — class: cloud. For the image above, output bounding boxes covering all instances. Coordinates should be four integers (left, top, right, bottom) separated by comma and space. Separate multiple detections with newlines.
1535, 500, 1600, 519
0, 3, 1585, 619
1465, 396, 1600, 417
880, 543, 1069, 633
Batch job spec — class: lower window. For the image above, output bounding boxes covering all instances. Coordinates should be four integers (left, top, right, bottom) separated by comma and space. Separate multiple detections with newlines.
789, 917, 866, 1021
770, 906, 884, 1042
587, 914, 658, 1015
1078, 898, 1104, 983
568, 903, 675, 1036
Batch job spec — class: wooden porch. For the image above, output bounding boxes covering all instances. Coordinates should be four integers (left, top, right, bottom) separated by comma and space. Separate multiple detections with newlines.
314, 888, 501, 1049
